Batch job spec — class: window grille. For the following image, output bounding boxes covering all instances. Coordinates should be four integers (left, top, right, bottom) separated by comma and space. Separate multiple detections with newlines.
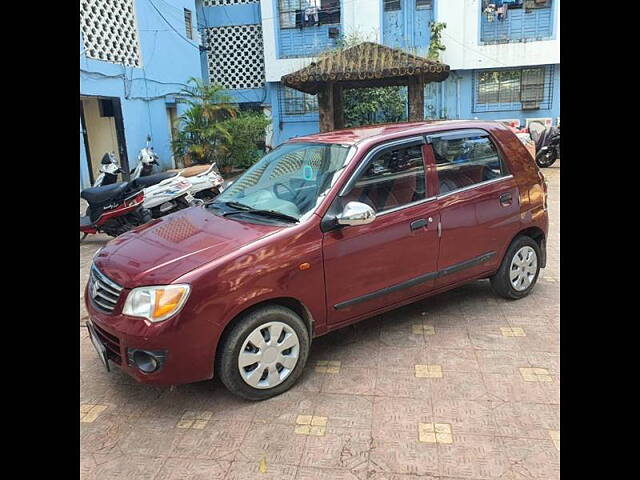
184, 9, 193, 40
80, 0, 142, 67
280, 86, 318, 116
384, 0, 401, 12
473, 66, 554, 113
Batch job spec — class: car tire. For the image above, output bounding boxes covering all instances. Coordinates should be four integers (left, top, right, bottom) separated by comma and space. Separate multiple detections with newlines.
490, 235, 541, 300
216, 305, 310, 401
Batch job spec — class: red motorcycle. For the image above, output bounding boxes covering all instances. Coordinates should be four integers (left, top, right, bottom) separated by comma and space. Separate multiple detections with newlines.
80, 182, 152, 241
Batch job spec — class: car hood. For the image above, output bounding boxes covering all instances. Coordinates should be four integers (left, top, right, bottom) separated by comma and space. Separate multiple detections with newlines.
93, 206, 282, 288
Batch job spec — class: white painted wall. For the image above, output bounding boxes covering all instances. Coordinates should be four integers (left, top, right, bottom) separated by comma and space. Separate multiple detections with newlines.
437, 0, 559, 70
260, 0, 560, 82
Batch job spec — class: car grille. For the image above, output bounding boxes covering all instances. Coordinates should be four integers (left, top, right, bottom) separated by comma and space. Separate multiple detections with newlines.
92, 322, 122, 364
89, 265, 123, 313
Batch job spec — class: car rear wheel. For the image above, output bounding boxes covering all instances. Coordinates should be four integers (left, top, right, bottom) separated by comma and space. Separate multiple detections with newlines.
217, 305, 310, 400
490, 236, 541, 299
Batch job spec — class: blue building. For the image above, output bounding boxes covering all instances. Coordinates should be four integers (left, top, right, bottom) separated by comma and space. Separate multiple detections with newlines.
195, 0, 559, 146
80, 0, 203, 189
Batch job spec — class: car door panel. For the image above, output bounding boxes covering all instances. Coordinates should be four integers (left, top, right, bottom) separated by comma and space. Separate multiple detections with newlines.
323, 201, 441, 324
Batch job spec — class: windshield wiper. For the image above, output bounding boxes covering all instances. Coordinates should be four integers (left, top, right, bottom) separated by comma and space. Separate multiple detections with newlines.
223, 207, 299, 223
211, 201, 299, 223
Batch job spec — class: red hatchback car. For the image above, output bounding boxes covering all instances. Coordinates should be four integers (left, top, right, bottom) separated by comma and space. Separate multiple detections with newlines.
86, 120, 548, 400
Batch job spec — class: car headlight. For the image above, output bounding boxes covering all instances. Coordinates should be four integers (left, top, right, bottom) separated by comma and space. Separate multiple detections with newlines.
123, 284, 191, 323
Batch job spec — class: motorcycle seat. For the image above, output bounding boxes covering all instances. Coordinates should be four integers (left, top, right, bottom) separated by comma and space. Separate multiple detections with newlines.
133, 171, 179, 188
168, 165, 211, 178
81, 182, 129, 205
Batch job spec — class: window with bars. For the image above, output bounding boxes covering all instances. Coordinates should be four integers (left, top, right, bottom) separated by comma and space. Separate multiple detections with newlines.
384, 0, 401, 11
473, 66, 554, 112
281, 87, 318, 115
416, 0, 433, 9
184, 9, 193, 40
279, 0, 340, 29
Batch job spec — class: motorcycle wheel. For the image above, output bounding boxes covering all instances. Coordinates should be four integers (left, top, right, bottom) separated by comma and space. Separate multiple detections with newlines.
535, 149, 558, 168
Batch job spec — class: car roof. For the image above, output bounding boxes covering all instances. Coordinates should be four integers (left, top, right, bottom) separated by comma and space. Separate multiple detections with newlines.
288, 120, 509, 146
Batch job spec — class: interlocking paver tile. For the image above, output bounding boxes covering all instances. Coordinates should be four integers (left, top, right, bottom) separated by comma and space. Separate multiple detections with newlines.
237, 422, 306, 465
172, 420, 250, 461
80, 404, 107, 423
370, 430, 439, 476
224, 461, 297, 480
493, 402, 559, 439
372, 396, 432, 437
427, 348, 480, 373
483, 373, 550, 404
519, 367, 553, 382
316, 360, 341, 373
93, 454, 165, 480
500, 327, 526, 337
412, 324, 436, 335
418, 422, 453, 443
432, 399, 497, 436
415, 364, 443, 378
314, 393, 373, 430
322, 366, 376, 395
154, 458, 230, 480
300, 426, 371, 469
438, 434, 509, 479
253, 390, 316, 425
501, 437, 560, 480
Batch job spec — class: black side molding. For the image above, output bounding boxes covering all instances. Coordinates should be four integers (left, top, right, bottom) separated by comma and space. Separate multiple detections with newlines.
333, 251, 496, 310
438, 251, 496, 278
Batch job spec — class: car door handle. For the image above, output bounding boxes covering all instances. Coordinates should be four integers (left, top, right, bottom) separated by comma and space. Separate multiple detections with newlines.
410, 218, 428, 231
499, 193, 513, 206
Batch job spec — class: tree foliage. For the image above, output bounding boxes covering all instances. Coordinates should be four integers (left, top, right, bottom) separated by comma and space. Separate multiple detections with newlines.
171, 77, 238, 166
344, 87, 407, 128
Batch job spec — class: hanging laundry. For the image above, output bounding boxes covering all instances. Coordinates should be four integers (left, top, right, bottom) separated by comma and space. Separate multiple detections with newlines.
304, 0, 320, 26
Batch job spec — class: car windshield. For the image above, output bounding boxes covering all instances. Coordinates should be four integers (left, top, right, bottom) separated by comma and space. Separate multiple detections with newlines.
211, 142, 355, 222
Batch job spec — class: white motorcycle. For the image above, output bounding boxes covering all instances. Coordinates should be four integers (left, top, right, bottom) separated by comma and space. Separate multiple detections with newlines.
95, 151, 197, 219
137, 136, 225, 202
168, 163, 226, 202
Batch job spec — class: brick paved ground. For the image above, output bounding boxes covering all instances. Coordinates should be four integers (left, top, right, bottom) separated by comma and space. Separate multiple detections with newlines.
80, 164, 559, 480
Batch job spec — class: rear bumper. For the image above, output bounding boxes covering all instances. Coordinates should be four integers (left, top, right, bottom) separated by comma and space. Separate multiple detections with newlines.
84, 287, 216, 385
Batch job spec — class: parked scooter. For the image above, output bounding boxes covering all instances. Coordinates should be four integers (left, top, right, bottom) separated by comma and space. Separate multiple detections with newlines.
80, 182, 151, 241
136, 135, 225, 202
95, 150, 197, 219
169, 163, 226, 202
529, 122, 560, 168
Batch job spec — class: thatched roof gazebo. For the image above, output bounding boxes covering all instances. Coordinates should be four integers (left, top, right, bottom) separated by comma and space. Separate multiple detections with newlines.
282, 42, 450, 132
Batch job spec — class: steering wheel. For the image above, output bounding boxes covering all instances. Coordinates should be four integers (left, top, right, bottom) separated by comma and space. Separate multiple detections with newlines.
273, 182, 295, 200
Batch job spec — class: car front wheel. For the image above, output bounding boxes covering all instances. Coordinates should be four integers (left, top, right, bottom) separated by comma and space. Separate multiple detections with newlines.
216, 305, 310, 400
490, 236, 541, 299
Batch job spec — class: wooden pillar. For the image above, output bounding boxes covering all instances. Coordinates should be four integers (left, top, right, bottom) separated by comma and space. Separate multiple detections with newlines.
333, 84, 345, 130
407, 76, 425, 122
318, 82, 335, 133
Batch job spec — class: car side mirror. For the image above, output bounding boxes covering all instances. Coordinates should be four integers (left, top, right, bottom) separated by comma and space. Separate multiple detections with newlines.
336, 201, 376, 227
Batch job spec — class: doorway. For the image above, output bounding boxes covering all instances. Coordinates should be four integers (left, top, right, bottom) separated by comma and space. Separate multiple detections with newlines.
166, 105, 180, 168
80, 96, 129, 184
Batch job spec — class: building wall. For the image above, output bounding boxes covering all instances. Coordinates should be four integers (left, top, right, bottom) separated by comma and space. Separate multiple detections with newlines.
194, 0, 560, 147
80, 0, 203, 189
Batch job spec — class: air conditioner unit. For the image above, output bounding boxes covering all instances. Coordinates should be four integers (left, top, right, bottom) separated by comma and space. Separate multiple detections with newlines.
521, 101, 540, 110
525, 117, 553, 129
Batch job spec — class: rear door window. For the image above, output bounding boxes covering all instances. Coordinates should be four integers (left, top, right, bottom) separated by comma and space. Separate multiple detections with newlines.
431, 133, 509, 195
